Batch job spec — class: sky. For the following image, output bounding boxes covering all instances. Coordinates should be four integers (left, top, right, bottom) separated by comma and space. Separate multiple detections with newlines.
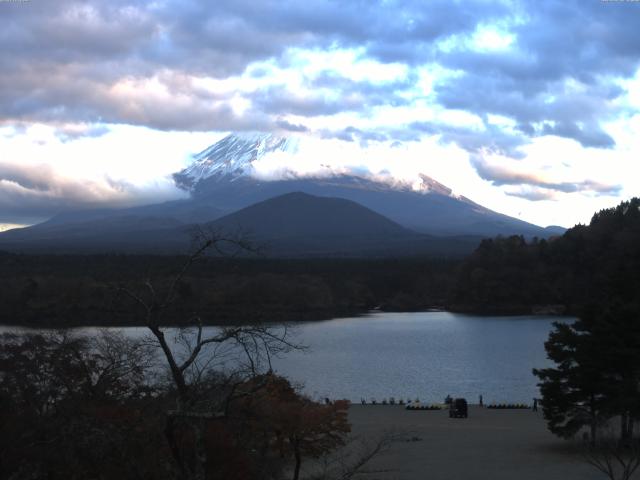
1, 0, 639, 231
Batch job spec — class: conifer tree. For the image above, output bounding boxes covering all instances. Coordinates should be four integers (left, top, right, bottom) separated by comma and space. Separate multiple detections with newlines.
534, 320, 608, 444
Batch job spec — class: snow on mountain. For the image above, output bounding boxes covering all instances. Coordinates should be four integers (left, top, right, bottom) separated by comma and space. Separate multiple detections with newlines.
173, 132, 464, 201
173, 132, 299, 189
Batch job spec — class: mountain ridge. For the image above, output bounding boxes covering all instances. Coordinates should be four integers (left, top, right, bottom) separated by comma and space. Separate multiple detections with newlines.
0, 192, 482, 257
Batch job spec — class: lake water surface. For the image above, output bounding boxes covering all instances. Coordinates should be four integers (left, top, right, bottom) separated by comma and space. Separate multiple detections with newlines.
272, 311, 568, 404
2, 311, 567, 404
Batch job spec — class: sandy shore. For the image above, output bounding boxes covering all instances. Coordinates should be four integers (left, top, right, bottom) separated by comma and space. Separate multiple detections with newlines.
342, 405, 612, 480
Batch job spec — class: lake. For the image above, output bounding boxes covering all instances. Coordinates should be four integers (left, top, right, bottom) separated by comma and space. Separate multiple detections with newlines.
1, 311, 567, 405
271, 311, 565, 404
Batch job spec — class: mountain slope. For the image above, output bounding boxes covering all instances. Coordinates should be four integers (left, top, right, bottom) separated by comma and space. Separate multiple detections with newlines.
207, 192, 480, 257
0, 215, 189, 253
0, 192, 481, 256
210, 191, 411, 239
173, 132, 299, 189
188, 174, 547, 238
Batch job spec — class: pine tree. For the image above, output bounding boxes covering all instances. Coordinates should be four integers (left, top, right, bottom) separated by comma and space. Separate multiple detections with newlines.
534, 320, 609, 444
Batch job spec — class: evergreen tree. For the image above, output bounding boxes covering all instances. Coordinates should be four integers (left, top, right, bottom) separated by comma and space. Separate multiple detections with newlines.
535, 300, 640, 444
584, 303, 640, 443
534, 320, 609, 444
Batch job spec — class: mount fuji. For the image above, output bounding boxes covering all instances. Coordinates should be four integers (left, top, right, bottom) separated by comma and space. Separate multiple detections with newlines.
0, 133, 563, 255
169, 133, 554, 238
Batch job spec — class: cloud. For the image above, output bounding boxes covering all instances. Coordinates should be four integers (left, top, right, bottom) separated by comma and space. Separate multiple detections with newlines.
275, 119, 309, 132
0, 0, 524, 137
0, 0, 638, 156
252, 85, 358, 117
410, 121, 528, 158
471, 155, 623, 196
0, 161, 181, 223
504, 187, 558, 202
320, 126, 390, 145
54, 123, 111, 142
432, 0, 640, 149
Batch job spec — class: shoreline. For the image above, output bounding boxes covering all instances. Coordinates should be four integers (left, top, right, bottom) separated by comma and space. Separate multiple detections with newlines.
0, 305, 573, 329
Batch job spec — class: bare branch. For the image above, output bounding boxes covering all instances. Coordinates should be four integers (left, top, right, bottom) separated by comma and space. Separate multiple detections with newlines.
307, 431, 405, 480
583, 436, 640, 480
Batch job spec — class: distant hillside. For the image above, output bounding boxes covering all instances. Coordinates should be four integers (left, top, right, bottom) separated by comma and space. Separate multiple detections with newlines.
207, 192, 481, 257
188, 174, 555, 238
0, 192, 481, 257
0, 215, 189, 254
211, 191, 410, 238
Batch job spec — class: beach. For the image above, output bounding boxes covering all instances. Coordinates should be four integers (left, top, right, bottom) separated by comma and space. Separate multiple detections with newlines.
343, 405, 611, 480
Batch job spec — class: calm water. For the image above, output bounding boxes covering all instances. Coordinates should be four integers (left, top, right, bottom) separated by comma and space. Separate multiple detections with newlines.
1, 311, 567, 404
270, 311, 566, 404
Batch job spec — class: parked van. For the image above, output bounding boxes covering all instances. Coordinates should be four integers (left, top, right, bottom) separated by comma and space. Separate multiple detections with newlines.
449, 398, 468, 418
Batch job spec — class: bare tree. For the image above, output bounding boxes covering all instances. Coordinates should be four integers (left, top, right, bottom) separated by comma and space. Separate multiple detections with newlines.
116, 230, 301, 480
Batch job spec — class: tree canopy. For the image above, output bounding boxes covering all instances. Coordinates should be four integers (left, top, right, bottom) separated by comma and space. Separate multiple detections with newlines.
454, 197, 640, 315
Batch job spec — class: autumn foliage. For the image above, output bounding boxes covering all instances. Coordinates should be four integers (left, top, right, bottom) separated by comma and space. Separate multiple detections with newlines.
0, 333, 351, 480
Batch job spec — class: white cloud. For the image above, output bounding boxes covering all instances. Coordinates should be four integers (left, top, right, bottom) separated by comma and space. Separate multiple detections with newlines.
471, 26, 515, 51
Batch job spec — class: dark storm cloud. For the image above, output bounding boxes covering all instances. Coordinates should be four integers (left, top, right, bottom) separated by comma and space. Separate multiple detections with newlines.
471, 156, 623, 196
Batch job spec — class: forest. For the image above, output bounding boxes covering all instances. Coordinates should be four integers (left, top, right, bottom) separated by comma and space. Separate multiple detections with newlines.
0, 254, 457, 327
451, 197, 640, 317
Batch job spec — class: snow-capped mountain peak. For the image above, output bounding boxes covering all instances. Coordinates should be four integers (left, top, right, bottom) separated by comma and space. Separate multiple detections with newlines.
173, 132, 299, 190
173, 132, 461, 201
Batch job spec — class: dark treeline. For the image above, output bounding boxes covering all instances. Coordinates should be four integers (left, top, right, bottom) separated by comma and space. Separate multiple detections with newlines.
451, 198, 640, 316
0, 253, 459, 327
